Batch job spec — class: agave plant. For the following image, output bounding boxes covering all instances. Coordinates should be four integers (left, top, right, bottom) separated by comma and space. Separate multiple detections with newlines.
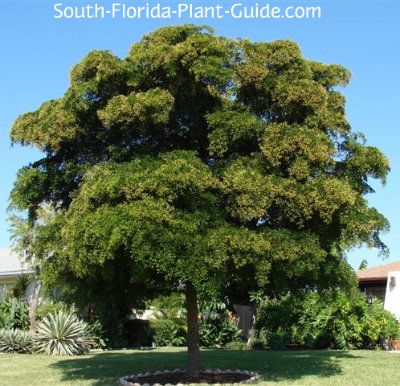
35, 311, 93, 356
0, 328, 33, 353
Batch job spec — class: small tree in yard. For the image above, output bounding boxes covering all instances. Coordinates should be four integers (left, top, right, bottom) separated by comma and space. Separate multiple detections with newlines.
10, 25, 389, 374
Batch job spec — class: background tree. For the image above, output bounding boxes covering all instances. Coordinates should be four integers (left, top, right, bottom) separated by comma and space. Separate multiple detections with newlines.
9, 208, 50, 332
10, 25, 389, 374
358, 259, 368, 270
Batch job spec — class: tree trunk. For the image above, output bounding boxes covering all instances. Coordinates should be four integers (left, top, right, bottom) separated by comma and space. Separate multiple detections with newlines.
29, 279, 41, 333
186, 282, 201, 376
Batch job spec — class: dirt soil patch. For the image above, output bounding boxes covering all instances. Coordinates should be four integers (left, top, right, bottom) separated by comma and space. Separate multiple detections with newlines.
125, 370, 256, 384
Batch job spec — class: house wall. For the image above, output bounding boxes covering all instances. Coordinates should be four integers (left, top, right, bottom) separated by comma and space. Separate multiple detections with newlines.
0, 276, 36, 299
0, 277, 17, 298
384, 271, 400, 321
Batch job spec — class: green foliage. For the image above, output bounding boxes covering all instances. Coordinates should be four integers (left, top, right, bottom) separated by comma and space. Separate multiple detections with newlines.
36, 300, 70, 321
9, 25, 391, 366
86, 320, 107, 349
91, 305, 152, 349
199, 299, 241, 348
35, 311, 93, 355
0, 328, 33, 353
224, 340, 249, 351
0, 297, 30, 330
199, 316, 241, 348
94, 310, 128, 348
10, 24, 390, 299
253, 290, 400, 350
98, 88, 175, 128
247, 327, 269, 350
150, 318, 186, 347
121, 319, 153, 348
359, 259, 368, 270
143, 293, 187, 347
10, 275, 31, 299
147, 294, 242, 348
361, 300, 400, 348
145, 292, 186, 320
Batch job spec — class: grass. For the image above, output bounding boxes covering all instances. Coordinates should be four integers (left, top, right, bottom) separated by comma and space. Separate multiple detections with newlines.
0, 348, 399, 386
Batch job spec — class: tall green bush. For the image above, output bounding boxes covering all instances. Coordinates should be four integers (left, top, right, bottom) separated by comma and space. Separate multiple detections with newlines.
147, 293, 242, 348
10, 275, 31, 299
150, 318, 186, 347
145, 293, 187, 347
0, 297, 29, 330
253, 290, 400, 350
199, 299, 241, 348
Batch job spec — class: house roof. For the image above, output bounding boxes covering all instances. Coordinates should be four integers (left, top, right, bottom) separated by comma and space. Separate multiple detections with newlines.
0, 248, 33, 277
356, 260, 400, 282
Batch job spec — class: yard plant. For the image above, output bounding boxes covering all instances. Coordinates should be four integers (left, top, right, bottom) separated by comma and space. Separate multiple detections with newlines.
252, 290, 400, 350
0, 297, 29, 330
0, 310, 95, 356
35, 311, 93, 356
10, 25, 389, 374
0, 328, 33, 353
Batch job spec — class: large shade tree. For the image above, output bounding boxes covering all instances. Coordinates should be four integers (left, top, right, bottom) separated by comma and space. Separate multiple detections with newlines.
10, 25, 389, 373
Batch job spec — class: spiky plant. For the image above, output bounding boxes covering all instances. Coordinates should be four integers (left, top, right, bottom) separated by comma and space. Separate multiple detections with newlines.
34, 311, 93, 355
0, 328, 33, 353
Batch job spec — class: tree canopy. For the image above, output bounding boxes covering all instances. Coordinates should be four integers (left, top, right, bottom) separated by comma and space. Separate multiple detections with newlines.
10, 25, 389, 372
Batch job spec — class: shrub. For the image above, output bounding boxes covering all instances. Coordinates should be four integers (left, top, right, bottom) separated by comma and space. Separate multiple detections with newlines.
145, 293, 187, 347
95, 309, 128, 348
10, 275, 31, 299
199, 316, 241, 348
87, 320, 107, 349
253, 290, 400, 350
269, 329, 293, 350
0, 297, 29, 330
247, 328, 268, 350
360, 299, 400, 349
147, 294, 242, 348
224, 340, 248, 350
146, 293, 186, 319
36, 300, 70, 321
95, 305, 153, 348
0, 328, 33, 353
150, 318, 186, 347
35, 311, 93, 355
199, 299, 241, 348
123, 319, 153, 347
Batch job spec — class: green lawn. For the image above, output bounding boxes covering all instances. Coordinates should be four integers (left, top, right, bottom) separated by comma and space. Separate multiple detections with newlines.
0, 348, 399, 386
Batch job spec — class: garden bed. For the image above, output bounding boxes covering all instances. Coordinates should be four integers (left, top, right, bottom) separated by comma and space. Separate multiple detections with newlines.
120, 369, 260, 385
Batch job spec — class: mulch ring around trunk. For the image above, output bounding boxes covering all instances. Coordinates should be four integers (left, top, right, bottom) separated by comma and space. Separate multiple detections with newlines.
119, 369, 260, 385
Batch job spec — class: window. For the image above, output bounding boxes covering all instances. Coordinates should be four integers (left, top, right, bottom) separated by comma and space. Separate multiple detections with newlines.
364, 287, 386, 304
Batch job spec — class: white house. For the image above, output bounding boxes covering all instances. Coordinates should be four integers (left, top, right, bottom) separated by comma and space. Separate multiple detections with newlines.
0, 248, 33, 297
357, 260, 400, 321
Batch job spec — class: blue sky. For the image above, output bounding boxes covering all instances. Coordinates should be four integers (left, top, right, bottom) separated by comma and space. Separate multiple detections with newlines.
0, 0, 399, 270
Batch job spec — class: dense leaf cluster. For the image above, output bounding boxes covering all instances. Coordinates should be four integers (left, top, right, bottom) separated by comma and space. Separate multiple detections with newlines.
10, 25, 389, 303
252, 290, 400, 350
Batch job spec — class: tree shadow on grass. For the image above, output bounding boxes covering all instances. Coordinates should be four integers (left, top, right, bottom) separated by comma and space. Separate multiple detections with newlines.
50, 348, 362, 385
